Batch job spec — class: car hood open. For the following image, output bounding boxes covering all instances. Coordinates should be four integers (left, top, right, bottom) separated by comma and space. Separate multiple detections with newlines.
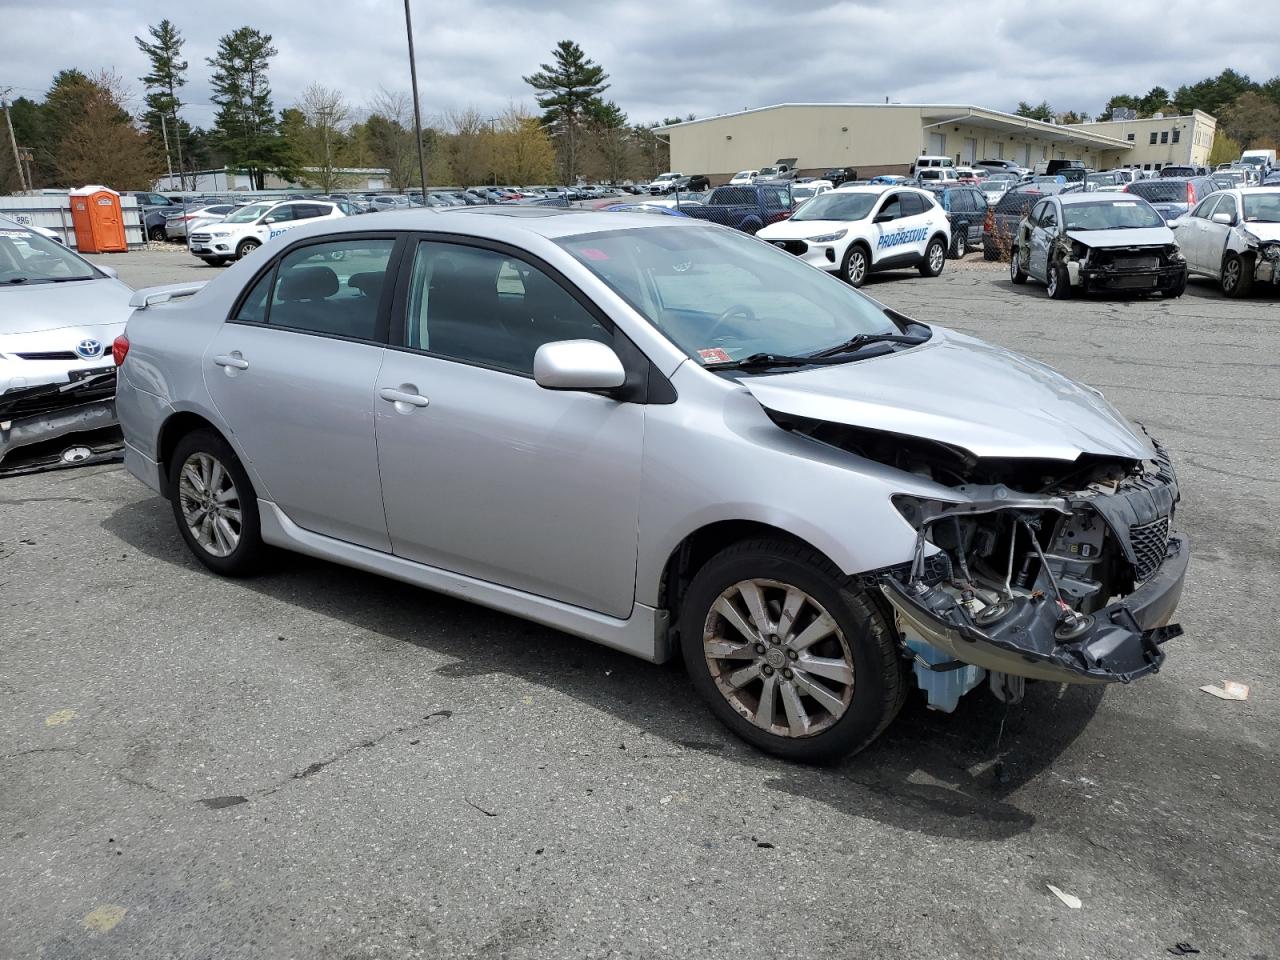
0, 277, 134, 335
1064, 226, 1173, 247
741, 326, 1156, 462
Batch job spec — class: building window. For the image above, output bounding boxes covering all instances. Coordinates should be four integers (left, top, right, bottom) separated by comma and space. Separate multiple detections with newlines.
1155, 162, 1163, 170
1126, 133, 1135, 141
1172, 128, 1181, 144
1149, 132, 1158, 145
1160, 131, 1169, 144
1143, 163, 1151, 170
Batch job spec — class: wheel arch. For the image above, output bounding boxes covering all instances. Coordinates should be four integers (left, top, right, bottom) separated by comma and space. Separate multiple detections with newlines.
156, 411, 230, 497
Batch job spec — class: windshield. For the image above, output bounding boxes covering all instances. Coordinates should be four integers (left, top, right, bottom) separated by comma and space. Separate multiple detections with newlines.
0, 226, 99, 286
757, 166, 779, 177
790, 192, 878, 222
1243, 193, 1280, 222
224, 202, 274, 224
1063, 200, 1163, 230
556, 225, 901, 365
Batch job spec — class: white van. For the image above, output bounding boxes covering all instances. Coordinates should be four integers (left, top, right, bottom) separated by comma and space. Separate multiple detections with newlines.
910, 155, 955, 177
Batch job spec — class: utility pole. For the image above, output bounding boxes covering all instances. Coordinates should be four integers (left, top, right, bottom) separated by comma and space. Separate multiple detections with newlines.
2, 89, 29, 193
403, 0, 429, 196
486, 117, 499, 186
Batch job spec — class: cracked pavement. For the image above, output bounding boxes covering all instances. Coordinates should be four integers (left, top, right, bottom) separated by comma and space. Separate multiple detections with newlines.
1, 251, 1278, 959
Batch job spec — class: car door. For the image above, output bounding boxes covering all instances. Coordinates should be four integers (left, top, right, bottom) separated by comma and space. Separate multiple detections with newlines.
1200, 193, 1238, 279
899, 191, 938, 259
1177, 195, 1217, 273
374, 237, 644, 618
870, 192, 907, 265
1026, 200, 1054, 280
202, 233, 402, 551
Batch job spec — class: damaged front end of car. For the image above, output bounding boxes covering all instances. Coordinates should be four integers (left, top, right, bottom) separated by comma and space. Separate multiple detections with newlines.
1063, 237, 1187, 293
0, 369, 123, 476
781, 415, 1188, 711
1243, 234, 1280, 287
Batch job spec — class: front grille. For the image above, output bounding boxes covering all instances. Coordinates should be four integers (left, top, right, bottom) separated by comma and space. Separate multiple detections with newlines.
1111, 255, 1160, 271
1129, 517, 1170, 582
15, 351, 78, 360
190, 233, 210, 243
772, 239, 808, 256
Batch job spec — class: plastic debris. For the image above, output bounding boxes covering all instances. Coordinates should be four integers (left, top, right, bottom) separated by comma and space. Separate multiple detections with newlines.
1046, 883, 1082, 909
1200, 681, 1249, 701
1167, 944, 1200, 956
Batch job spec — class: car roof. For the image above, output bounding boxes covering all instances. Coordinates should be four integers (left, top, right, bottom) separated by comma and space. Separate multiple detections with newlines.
1057, 192, 1147, 206
311, 205, 712, 241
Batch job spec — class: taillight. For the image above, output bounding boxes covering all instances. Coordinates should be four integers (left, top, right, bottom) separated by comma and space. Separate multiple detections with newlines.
767, 210, 791, 224
112, 334, 129, 366
1186, 182, 1196, 205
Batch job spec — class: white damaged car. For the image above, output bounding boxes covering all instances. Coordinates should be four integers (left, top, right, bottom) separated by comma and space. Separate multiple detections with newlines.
1172, 187, 1280, 297
0, 219, 136, 472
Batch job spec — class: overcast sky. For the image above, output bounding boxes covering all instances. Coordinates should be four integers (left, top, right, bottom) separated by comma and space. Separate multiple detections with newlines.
1, 0, 1274, 127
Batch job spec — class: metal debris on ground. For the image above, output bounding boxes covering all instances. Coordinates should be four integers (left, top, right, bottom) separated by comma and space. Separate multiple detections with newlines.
1046, 883, 1082, 909
1200, 681, 1250, 701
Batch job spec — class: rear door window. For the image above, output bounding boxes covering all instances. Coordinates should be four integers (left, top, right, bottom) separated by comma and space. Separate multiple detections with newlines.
252, 238, 397, 341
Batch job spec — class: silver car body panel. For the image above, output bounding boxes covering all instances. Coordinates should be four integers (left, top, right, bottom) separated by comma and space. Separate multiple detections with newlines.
116, 208, 1171, 668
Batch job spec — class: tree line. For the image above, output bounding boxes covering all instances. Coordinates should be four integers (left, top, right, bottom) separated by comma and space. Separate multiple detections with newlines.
1012, 68, 1280, 163
0, 24, 674, 195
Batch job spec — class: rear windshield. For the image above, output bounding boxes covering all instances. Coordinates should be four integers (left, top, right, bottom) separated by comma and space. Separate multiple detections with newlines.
995, 185, 1066, 214
1127, 180, 1189, 203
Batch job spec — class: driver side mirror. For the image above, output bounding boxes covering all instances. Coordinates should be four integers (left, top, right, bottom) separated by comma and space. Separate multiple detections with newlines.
873, 211, 895, 223
97, 265, 119, 279
1211, 212, 1234, 226
533, 340, 626, 392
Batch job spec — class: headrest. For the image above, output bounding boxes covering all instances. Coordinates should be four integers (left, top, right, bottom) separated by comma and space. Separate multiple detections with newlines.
278, 266, 338, 301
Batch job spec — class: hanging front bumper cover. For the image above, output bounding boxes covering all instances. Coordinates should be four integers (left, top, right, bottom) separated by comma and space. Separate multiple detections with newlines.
880, 531, 1188, 685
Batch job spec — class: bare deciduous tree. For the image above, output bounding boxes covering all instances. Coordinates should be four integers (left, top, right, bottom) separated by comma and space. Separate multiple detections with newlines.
296, 83, 351, 191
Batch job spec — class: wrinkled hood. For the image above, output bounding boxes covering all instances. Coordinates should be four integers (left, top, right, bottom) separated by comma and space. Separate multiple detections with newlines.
1065, 226, 1173, 247
742, 327, 1156, 462
1242, 221, 1280, 242
0, 277, 134, 336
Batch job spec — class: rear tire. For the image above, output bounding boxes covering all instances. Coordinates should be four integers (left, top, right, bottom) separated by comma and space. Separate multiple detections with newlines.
679, 539, 907, 763
149, 225, 167, 242
918, 236, 947, 277
948, 226, 966, 259
1010, 246, 1028, 284
168, 429, 265, 577
1221, 253, 1254, 298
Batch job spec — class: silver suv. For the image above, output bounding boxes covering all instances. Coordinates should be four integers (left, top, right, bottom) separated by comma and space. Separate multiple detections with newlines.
114, 207, 1189, 761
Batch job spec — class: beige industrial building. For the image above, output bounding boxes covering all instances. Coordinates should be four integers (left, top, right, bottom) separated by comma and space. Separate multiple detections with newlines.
1066, 111, 1217, 171
658, 103, 1217, 182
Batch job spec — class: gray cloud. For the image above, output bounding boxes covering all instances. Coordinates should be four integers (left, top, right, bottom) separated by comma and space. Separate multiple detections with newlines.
0, 0, 1274, 129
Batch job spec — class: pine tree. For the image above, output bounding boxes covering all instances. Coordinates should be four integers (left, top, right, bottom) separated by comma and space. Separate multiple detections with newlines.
523, 40, 609, 183
135, 19, 188, 186
207, 27, 282, 189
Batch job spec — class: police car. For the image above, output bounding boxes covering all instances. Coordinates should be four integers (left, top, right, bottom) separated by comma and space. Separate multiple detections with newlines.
755, 185, 951, 286
188, 199, 346, 265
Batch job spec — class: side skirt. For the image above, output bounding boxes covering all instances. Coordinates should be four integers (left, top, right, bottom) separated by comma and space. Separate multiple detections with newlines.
257, 500, 672, 663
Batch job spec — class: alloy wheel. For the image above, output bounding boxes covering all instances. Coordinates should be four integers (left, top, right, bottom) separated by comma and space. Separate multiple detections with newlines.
929, 242, 945, 272
702, 578, 855, 738
1046, 268, 1058, 296
1223, 258, 1239, 291
178, 452, 242, 558
847, 250, 867, 285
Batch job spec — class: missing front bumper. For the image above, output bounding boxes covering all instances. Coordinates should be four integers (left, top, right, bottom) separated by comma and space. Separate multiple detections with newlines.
880, 533, 1188, 686
0, 371, 123, 476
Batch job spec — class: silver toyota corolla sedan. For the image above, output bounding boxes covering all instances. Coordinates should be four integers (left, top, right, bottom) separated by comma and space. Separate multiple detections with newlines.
114, 208, 1189, 761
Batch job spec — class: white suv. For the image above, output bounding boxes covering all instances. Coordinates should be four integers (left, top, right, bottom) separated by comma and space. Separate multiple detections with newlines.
189, 200, 346, 266
647, 173, 683, 195
756, 185, 951, 286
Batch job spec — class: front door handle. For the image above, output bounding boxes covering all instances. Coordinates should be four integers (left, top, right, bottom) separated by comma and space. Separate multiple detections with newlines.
213, 353, 249, 370
378, 385, 430, 409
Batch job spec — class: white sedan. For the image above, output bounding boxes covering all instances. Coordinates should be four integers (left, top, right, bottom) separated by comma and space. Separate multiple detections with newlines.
1172, 187, 1280, 297
756, 185, 951, 287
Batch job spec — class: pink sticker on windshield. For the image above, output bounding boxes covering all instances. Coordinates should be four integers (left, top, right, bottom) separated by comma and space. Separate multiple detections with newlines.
577, 247, 609, 261
698, 348, 733, 365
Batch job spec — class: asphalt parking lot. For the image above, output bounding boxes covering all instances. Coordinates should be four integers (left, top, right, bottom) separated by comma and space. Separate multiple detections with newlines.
3, 246, 1278, 959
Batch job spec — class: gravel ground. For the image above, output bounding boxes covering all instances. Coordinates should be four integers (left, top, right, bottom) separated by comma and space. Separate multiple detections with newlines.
2, 246, 1278, 959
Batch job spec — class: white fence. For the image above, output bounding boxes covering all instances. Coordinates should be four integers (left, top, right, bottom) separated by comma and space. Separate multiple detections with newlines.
0, 195, 146, 250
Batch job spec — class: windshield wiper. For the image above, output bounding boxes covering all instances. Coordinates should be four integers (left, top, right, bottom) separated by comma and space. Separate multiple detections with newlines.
809, 332, 929, 358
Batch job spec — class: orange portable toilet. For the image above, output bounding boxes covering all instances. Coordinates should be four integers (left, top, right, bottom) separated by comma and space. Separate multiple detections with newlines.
68, 185, 127, 253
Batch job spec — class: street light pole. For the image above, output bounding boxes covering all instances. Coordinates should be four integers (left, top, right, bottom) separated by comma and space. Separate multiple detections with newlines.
486, 117, 499, 187
403, 0, 429, 196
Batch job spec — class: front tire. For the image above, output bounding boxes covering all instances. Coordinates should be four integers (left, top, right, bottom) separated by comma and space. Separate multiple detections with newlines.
169, 429, 265, 577
679, 539, 907, 762
1221, 253, 1254, 298
1161, 270, 1187, 299
236, 238, 261, 259
1046, 261, 1073, 299
919, 236, 947, 277
841, 244, 870, 287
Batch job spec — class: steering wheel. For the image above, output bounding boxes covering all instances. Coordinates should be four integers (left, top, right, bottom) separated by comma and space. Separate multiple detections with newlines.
705, 303, 758, 341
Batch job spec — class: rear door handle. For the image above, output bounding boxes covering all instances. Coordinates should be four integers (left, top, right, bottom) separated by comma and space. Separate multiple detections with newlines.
378, 386, 430, 409
213, 354, 249, 370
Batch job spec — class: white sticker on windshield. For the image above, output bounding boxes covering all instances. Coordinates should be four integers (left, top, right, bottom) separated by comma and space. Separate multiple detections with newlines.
1113, 202, 1137, 207
0, 229, 30, 237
